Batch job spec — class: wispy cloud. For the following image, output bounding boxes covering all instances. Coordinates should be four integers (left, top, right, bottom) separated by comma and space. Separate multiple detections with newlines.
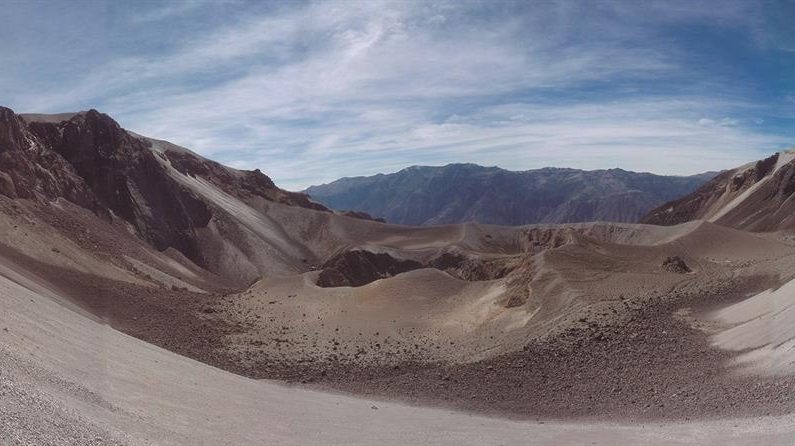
129, 0, 208, 23
216, 99, 790, 189
2, 0, 792, 189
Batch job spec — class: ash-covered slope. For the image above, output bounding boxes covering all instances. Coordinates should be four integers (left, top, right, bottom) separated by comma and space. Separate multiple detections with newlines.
642, 150, 795, 231
304, 164, 714, 225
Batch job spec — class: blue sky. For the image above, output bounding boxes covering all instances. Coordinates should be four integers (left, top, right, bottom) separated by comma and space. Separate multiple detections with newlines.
1, 0, 794, 190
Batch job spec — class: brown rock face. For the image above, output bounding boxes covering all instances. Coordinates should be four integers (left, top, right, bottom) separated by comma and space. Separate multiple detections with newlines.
0, 108, 99, 206
0, 106, 332, 274
316, 250, 423, 287
641, 154, 778, 227
25, 110, 213, 264
0, 107, 27, 151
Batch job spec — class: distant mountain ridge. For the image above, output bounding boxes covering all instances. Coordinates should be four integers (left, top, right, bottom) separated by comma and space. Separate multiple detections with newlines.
305, 163, 717, 226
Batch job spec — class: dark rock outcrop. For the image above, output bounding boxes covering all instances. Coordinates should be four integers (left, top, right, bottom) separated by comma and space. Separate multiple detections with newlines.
661, 256, 691, 274
27, 110, 213, 262
427, 252, 517, 281
340, 210, 386, 223
316, 248, 521, 288
0, 108, 99, 207
0, 107, 27, 151
316, 250, 423, 287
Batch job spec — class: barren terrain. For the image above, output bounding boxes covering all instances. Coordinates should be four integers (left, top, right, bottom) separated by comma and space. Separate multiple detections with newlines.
3, 108, 795, 444
4, 223, 795, 445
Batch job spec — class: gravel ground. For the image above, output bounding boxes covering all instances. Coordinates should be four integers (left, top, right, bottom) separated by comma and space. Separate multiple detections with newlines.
3, 268, 795, 445
0, 356, 126, 446
309, 276, 795, 421
14, 243, 795, 422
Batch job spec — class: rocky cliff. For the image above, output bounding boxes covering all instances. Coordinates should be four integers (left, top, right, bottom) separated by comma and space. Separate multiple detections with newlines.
0, 106, 330, 281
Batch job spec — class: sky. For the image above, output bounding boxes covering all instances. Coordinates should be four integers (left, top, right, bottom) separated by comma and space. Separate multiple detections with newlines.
1, 0, 794, 190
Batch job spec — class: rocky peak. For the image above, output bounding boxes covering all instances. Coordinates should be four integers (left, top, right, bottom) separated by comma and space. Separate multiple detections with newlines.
50, 109, 142, 160
0, 106, 28, 153
0, 107, 227, 267
26, 109, 163, 226
240, 169, 279, 196
0, 105, 356, 281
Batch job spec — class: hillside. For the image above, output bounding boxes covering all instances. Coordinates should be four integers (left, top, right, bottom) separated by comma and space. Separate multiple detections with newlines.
642, 150, 795, 230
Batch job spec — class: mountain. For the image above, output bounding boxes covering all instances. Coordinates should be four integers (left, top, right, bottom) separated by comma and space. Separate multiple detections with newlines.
642, 150, 795, 231
0, 107, 367, 286
304, 164, 716, 226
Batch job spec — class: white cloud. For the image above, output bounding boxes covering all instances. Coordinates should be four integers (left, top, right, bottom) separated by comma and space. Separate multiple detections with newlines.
168, 98, 787, 190
698, 117, 740, 128
22, 0, 676, 112
4, 0, 790, 190
129, 0, 219, 23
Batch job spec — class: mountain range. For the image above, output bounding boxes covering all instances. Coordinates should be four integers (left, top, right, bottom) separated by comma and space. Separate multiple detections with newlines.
305, 164, 716, 226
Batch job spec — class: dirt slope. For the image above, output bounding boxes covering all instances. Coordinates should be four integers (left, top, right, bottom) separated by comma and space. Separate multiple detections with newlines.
3, 251, 795, 445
